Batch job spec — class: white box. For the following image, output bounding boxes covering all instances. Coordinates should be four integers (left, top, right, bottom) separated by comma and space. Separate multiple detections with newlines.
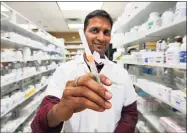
171, 90, 186, 110
157, 85, 172, 102
160, 117, 186, 133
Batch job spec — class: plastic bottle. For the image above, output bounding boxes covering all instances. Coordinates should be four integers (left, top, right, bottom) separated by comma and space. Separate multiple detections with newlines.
147, 12, 161, 29
165, 42, 180, 64
179, 35, 187, 63
161, 8, 174, 26
174, 2, 187, 21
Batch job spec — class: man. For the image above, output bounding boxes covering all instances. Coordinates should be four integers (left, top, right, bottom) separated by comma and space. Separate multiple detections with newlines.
31, 10, 138, 133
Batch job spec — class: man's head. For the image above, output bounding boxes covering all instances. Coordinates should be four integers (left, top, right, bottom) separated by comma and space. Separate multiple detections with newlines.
84, 10, 113, 57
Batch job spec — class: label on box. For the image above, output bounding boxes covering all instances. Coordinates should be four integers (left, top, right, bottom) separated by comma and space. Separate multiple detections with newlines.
180, 51, 186, 63
25, 88, 36, 98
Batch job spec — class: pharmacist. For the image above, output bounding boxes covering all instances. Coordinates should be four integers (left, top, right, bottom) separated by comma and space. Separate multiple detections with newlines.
31, 10, 138, 133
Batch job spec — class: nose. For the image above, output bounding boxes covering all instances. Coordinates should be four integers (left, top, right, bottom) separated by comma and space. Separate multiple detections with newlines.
97, 32, 105, 42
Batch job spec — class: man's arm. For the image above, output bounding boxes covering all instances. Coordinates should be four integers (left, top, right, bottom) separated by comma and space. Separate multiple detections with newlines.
31, 95, 64, 133
114, 101, 138, 133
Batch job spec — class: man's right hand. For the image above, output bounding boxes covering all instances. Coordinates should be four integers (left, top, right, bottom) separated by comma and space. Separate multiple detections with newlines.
52, 73, 113, 123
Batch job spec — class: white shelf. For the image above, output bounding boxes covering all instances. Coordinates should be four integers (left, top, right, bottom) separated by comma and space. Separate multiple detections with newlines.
65, 53, 77, 56
113, 2, 176, 33
133, 80, 186, 114
1, 66, 57, 88
137, 108, 164, 133
1, 12, 9, 21
1, 37, 40, 49
66, 57, 74, 60
1, 37, 62, 55
1, 84, 47, 118
124, 61, 186, 69
1, 20, 59, 47
1, 57, 63, 62
123, 18, 186, 47
1, 97, 43, 132
137, 107, 178, 133
65, 46, 84, 49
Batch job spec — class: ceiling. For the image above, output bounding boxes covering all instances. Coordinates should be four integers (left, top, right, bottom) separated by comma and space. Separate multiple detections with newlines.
3, 2, 128, 32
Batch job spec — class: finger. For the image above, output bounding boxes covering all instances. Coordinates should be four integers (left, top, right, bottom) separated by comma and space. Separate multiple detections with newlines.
66, 73, 112, 87
75, 97, 106, 112
67, 86, 111, 109
99, 74, 112, 86
85, 73, 112, 86
66, 80, 75, 87
77, 76, 112, 100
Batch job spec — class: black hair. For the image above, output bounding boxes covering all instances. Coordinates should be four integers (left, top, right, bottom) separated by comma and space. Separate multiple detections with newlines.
84, 10, 113, 32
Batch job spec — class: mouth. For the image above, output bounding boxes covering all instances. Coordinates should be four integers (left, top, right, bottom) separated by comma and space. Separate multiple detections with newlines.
94, 43, 104, 49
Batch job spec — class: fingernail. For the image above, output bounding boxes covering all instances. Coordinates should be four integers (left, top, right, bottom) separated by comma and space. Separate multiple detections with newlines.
105, 101, 112, 108
105, 91, 112, 99
106, 79, 112, 84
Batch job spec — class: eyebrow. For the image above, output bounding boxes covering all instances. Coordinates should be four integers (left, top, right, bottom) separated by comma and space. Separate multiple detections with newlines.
104, 29, 111, 33
89, 26, 111, 32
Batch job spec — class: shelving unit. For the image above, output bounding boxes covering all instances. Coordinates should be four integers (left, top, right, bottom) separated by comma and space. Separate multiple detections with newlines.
133, 79, 186, 114
1, 58, 63, 63
1, 12, 9, 21
65, 45, 84, 49
124, 61, 186, 69
1, 20, 60, 48
113, 2, 176, 33
65, 53, 77, 56
1, 95, 44, 132
1, 66, 57, 88
123, 18, 186, 47
113, 1, 186, 133
137, 107, 174, 133
1, 84, 47, 118
1, 36, 62, 55
1, 2, 65, 132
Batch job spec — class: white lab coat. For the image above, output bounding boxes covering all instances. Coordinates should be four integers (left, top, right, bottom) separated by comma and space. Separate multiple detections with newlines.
45, 54, 137, 132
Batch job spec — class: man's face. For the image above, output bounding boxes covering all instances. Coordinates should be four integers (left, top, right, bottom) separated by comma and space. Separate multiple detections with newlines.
85, 16, 111, 56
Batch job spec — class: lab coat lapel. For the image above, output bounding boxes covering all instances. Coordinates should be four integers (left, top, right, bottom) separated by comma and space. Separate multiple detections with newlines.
75, 53, 90, 74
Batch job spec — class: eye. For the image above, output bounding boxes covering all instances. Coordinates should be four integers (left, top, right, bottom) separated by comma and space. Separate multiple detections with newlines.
104, 30, 111, 36
90, 28, 98, 33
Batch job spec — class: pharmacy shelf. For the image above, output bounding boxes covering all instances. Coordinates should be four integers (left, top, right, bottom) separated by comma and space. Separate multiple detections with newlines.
1, 57, 63, 63
123, 18, 186, 47
1, 36, 41, 49
1, 84, 47, 118
137, 108, 164, 133
1, 12, 9, 21
133, 80, 186, 114
65, 46, 84, 49
65, 53, 77, 56
113, 2, 176, 33
137, 107, 178, 133
136, 124, 154, 133
1, 97, 43, 133
1, 37, 61, 55
1, 20, 59, 47
124, 61, 186, 69
1, 66, 57, 88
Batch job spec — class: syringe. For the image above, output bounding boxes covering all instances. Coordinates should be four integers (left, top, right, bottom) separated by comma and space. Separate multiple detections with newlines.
78, 29, 101, 84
